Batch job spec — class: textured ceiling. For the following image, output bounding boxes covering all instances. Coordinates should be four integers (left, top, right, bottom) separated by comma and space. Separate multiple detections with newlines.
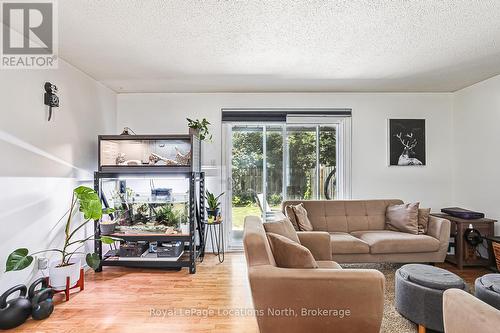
58, 0, 500, 93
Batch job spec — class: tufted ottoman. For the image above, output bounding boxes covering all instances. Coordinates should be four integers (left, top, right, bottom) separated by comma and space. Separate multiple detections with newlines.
475, 274, 500, 310
395, 264, 467, 332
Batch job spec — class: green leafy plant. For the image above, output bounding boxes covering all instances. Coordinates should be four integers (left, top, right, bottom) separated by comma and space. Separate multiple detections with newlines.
187, 118, 212, 141
5, 186, 120, 272
205, 190, 224, 211
154, 204, 182, 227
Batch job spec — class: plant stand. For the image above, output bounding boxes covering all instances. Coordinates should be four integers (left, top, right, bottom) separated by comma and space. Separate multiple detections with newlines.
46, 268, 85, 301
202, 220, 224, 263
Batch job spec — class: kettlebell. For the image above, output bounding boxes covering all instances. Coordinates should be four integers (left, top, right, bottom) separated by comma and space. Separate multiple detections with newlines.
31, 289, 54, 320
0, 285, 32, 330
28, 278, 50, 302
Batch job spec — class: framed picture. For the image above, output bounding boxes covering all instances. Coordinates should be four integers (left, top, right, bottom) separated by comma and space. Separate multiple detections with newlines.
388, 119, 426, 166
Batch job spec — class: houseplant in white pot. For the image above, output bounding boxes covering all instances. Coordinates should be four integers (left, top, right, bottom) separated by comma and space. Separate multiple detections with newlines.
5, 186, 118, 289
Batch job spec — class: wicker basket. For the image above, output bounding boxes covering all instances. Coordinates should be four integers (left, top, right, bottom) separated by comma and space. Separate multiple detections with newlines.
492, 242, 500, 272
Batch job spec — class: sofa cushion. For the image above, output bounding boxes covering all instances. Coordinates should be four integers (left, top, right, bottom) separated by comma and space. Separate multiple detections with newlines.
263, 217, 300, 243
330, 232, 370, 254
386, 202, 420, 235
284, 205, 300, 230
351, 230, 440, 254
266, 233, 318, 269
418, 208, 431, 234
317, 261, 342, 269
292, 203, 314, 231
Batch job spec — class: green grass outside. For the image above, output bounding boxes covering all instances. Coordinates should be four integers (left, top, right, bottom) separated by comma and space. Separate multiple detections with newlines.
231, 205, 281, 230
232, 205, 261, 230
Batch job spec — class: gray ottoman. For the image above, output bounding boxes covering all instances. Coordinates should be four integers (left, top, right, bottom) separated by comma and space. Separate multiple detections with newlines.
475, 274, 500, 310
395, 264, 467, 332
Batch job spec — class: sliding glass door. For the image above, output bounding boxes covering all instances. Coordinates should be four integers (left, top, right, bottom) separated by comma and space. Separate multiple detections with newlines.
223, 117, 350, 248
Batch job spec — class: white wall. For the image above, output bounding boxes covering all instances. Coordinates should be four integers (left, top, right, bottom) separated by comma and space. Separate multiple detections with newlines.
0, 60, 116, 292
117, 93, 454, 211
453, 75, 500, 233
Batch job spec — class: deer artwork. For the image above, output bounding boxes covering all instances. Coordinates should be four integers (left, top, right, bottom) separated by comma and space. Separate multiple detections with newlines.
395, 132, 423, 165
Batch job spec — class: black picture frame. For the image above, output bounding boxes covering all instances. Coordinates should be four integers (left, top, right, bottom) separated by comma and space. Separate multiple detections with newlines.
388, 119, 426, 166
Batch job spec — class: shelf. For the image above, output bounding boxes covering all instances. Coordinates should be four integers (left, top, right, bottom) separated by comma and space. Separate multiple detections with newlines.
109, 233, 191, 241
102, 252, 192, 268
98, 165, 192, 176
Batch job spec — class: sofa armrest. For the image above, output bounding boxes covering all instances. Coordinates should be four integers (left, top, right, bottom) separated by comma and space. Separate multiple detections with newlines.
426, 216, 450, 261
297, 231, 332, 260
248, 265, 385, 333
444, 289, 500, 333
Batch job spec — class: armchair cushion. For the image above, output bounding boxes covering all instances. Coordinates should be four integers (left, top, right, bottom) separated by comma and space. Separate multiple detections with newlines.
263, 217, 300, 243
267, 233, 318, 269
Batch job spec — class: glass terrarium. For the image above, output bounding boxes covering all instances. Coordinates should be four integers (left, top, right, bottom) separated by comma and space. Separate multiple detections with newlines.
102, 177, 190, 234
99, 135, 193, 169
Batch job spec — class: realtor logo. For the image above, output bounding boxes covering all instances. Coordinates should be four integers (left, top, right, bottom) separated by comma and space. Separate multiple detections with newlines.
1, 0, 58, 69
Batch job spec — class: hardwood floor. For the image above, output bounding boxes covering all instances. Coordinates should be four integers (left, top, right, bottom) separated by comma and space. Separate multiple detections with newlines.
13, 253, 491, 333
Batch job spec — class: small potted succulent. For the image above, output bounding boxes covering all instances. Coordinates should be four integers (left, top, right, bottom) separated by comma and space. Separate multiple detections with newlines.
205, 190, 224, 219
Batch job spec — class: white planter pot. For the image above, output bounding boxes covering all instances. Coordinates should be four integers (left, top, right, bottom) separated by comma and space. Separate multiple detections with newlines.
49, 258, 81, 290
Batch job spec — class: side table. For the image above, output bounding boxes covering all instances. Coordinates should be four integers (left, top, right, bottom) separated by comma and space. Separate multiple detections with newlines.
431, 213, 496, 269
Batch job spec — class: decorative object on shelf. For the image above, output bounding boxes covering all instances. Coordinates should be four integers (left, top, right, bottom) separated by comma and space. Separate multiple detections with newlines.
187, 117, 212, 141
120, 127, 136, 135
100, 219, 117, 236
149, 152, 178, 166
175, 147, 191, 165
43, 82, 59, 121
441, 207, 485, 220
5, 186, 120, 279
116, 152, 126, 165
205, 190, 224, 218
0, 285, 32, 329
388, 119, 426, 166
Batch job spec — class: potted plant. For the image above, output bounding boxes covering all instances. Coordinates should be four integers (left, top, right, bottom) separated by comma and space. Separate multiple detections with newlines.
205, 190, 224, 218
5, 186, 119, 289
187, 118, 212, 141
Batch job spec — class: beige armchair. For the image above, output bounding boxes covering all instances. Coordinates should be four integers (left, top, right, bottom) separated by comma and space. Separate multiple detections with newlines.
443, 289, 500, 333
243, 216, 385, 333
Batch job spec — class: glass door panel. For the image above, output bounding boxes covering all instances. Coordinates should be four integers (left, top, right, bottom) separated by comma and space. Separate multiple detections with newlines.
230, 125, 263, 232
286, 126, 317, 200
319, 125, 337, 200
265, 125, 284, 214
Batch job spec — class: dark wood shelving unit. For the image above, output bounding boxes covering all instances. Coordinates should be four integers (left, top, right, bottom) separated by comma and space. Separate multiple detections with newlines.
94, 133, 205, 274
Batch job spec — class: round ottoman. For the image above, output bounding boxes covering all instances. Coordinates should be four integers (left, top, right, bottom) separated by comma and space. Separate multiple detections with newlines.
395, 264, 467, 332
475, 274, 500, 310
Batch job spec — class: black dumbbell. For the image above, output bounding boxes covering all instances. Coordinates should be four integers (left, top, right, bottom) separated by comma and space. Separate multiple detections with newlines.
28, 278, 50, 301
0, 285, 32, 329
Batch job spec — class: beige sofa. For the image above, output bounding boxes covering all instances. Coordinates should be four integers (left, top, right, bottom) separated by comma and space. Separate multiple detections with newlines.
243, 216, 385, 333
443, 289, 500, 333
282, 200, 451, 263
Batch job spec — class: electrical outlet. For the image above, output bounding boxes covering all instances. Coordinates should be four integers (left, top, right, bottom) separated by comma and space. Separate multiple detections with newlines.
37, 257, 49, 270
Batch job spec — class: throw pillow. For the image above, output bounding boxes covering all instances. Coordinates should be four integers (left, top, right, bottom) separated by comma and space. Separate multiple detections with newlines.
263, 217, 300, 243
386, 202, 420, 235
284, 205, 300, 231
266, 233, 318, 269
292, 203, 314, 231
418, 208, 431, 234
